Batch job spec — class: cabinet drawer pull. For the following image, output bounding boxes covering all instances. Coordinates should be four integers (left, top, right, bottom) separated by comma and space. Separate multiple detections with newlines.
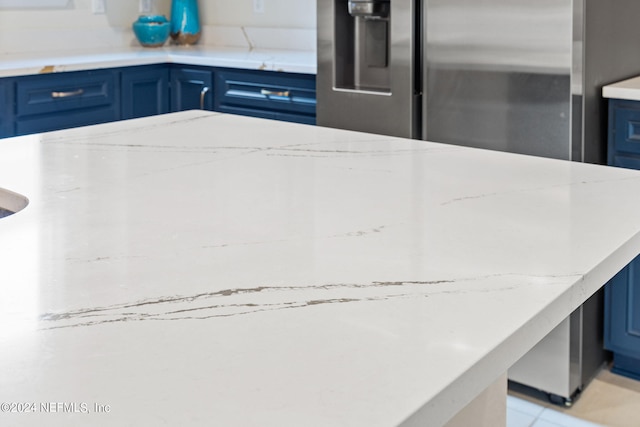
261, 89, 290, 98
51, 89, 85, 98
200, 86, 210, 110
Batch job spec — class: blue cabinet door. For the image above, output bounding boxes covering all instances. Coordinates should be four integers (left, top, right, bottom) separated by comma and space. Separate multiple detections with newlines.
608, 99, 640, 168
170, 67, 213, 112
606, 99, 640, 379
14, 69, 119, 136
0, 79, 13, 138
214, 68, 316, 125
122, 65, 169, 119
605, 255, 640, 379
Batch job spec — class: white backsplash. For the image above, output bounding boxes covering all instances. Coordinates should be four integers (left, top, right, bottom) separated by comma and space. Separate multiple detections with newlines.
201, 26, 316, 51
0, 0, 316, 55
200, 0, 316, 29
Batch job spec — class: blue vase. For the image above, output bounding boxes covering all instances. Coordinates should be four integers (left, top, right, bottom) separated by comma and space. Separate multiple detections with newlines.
133, 15, 170, 47
170, 0, 201, 45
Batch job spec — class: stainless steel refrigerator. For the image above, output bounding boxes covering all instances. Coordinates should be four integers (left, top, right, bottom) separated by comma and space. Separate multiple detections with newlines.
317, 0, 640, 404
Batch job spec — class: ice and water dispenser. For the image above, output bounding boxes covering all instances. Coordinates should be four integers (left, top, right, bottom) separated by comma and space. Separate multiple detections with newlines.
334, 0, 391, 93
317, 0, 417, 138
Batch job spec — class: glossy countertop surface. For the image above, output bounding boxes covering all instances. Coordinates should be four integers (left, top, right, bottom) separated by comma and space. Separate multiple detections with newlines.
603, 75, 640, 101
2, 111, 640, 426
0, 44, 316, 78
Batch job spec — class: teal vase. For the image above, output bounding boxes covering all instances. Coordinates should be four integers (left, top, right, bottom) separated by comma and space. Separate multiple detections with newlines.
170, 0, 201, 45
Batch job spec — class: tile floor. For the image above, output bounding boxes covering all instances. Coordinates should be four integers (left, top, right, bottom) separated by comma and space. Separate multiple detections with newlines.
507, 367, 640, 427
507, 396, 603, 427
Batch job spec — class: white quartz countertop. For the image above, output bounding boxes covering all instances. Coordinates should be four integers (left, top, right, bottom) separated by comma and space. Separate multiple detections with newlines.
2, 111, 640, 426
602, 75, 640, 101
0, 45, 316, 78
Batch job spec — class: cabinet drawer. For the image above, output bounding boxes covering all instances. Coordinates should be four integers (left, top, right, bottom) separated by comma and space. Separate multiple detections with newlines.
612, 154, 640, 170
215, 69, 316, 123
16, 70, 116, 117
612, 104, 640, 156
217, 104, 316, 126
15, 107, 118, 136
0, 80, 12, 138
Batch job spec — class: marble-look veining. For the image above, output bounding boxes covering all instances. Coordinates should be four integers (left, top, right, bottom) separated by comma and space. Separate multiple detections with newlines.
39, 274, 582, 331
2, 111, 640, 426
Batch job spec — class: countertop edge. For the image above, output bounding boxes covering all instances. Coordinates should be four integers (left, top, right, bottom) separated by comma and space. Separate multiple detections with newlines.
602, 75, 640, 101
0, 47, 318, 79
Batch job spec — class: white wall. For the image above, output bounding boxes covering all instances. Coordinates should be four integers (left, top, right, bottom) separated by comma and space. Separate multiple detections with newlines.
0, 0, 111, 30
0, 0, 129, 53
200, 0, 316, 29
0, 0, 316, 54
0, 0, 316, 31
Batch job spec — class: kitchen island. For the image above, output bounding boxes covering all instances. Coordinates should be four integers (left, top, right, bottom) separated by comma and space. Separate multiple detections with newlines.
2, 111, 640, 426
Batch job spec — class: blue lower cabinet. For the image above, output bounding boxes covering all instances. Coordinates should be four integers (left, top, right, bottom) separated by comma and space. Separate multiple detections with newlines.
170, 66, 213, 112
0, 80, 13, 138
214, 68, 316, 125
606, 100, 640, 379
1, 64, 315, 139
14, 69, 119, 136
608, 99, 640, 168
605, 255, 640, 380
121, 65, 169, 119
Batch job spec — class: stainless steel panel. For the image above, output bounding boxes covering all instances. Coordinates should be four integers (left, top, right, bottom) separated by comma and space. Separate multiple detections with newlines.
509, 291, 606, 401
579, 289, 607, 387
317, 0, 419, 138
348, 0, 390, 18
423, 0, 573, 160
570, 0, 584, 161
568, 306, 583, 396
508, 317, 572, 398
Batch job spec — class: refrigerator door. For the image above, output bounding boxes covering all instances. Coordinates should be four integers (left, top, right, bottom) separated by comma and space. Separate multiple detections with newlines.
423, 0, 573, 160
317, 0, 420, 138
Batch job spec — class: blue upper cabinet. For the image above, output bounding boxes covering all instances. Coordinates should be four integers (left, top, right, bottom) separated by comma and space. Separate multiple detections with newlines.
170, 66, 213, 112
121, 65, 170, 120
605, 98, 640, 379
215, 68, 316, 125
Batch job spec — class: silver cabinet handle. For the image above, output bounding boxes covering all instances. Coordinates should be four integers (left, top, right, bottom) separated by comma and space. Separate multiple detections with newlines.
200, 86, 210, 110
51, 89, 84, 98
261, 89, 291, 98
